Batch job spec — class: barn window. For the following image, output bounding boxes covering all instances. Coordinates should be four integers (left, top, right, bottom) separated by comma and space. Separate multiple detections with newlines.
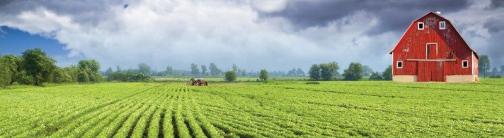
397, 61, 404, 69
418, 22, 424, 30
462, 60, 469, 68
439, 21, 446, 30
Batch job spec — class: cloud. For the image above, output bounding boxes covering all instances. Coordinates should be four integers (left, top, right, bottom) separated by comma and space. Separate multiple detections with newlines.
0, 0, 503, 71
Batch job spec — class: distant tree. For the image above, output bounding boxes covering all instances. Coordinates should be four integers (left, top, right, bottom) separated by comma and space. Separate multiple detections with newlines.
78, 60, 102, 82
259, 69, 268, 82
382, 65, 392, 80
232, 64, 238, 72
138, 63, 151, 75
77, 70, 90, 82
224, 71, 237, 82
20, 48, 56, 86
0, 55, 22, 85
239, 69, 247, 76
343, 62, 363, 81
320, 62, 339, 81
191, 63, 200, 76
52, 67, 73, 83
63, 65, 79, 82
500, 65, 504, 76
369, 72, 383, 80
165, 66, 174, 76
491, 67, 499, 76
209, 63, 222, 76
309, 64, 321, 81
479, 55, 490, 77
116, 66, 122, 72
362, 65, 373, 76
296, 68, 305, 76
0, 58, 11, 87
105, 67, 113, 76
201, 65, 208, 76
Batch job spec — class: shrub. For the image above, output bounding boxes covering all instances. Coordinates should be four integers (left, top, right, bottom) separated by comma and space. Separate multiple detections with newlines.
259, 69, 268, 82
224, 71, 237, 82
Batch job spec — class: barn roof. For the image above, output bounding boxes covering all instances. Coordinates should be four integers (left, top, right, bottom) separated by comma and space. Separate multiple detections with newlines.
388, 11, 479, 59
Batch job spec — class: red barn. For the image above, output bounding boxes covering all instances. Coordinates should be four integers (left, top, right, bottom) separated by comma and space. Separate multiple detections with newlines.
389, 12, 479, 82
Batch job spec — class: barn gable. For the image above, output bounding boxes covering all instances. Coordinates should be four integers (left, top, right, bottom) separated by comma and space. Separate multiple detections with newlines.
389, 12, 479, 82
389, 12, 478, 58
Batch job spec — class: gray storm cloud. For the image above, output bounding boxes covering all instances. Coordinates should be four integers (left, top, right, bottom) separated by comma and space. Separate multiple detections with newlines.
0, 0, 503, 71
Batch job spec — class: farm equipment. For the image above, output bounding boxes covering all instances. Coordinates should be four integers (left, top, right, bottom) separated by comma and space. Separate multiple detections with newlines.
189, 78, 208, 86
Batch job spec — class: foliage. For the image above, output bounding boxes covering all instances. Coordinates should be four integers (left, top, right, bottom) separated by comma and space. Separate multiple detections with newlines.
138, 63, 151, 75
20, 48, 57, 86
382, 65, 392, 80
259, 69, 268, 82
191, 63, 200, 76
343, 62, 363, 81
200, 65, 208, 76
209, 63, 222, 76
479, 55, 490, 77
320, 62, 339, 81
0, 59, 11, 87
369, 72, 384, 80
77, 60, 102, 83
0, 55, 22, 84
224, 71, 237, 82
362, 65, 373, 76
309, 64, 321, 81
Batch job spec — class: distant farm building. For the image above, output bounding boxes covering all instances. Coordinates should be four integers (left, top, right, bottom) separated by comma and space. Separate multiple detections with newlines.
389, 12, 479, 82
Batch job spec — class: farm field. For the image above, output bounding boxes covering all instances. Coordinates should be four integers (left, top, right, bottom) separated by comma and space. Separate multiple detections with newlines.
1, 79, 504, 137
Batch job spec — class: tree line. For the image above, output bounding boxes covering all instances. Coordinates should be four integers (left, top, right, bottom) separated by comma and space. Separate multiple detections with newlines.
0, 49, 102, 87
479, 55, 504, 78
308, 62, 392, 81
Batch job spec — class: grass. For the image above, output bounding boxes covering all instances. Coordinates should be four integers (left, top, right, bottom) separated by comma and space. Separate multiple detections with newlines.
1, 79, 504, 137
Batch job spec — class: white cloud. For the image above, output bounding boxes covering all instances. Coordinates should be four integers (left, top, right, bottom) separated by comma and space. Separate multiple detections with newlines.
0, 0, 401, 71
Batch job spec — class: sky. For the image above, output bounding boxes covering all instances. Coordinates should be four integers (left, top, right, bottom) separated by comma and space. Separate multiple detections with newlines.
0, 0, 503, 72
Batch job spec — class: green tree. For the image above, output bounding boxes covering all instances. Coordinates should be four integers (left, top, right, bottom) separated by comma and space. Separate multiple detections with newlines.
362, 65, 373, 76
138, 63, 151, 75
479, 55, 490, 77
259, 69, 268, 82
191, 63, 200, 76
500, 65, 504, 76
52, 67, 73, 83
0, 55, 22, 84
369, 72, 383, 80
105, 67, 113, 76
343, 62, 363, 81
309, 64, 321, 81
224, 71, 237, 82
232, 64, 238, 72
209, 63, 221, 76
201, 65, 208, 76
165, 66, 174, 76
320, 62, 339, 81
382, 65, 392, 80
77, 70, 90, 82
20, 49, 56, 86
0, 59, 12, 87
78, 60, 102, 82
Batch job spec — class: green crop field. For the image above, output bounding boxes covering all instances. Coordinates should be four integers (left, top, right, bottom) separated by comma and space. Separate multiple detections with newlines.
1, 79, 504, 137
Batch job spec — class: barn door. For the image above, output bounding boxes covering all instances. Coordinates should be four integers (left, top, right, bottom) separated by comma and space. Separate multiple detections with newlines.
418, 61, 445, 82
426, 44, 437, 59
430, 61, 444, 81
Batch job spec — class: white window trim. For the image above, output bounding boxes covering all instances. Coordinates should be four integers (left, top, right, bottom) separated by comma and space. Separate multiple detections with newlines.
425, 43, 438, 59
397, 60, 404, 69
418, 22, 424, 30
462, 60, 469, 68
439, 21, 446, 30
